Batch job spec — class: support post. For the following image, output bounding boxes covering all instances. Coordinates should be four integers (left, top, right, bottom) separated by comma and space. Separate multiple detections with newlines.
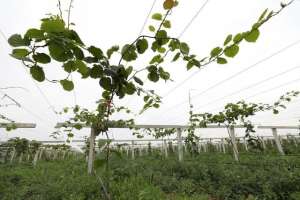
10, 148, 15, 163
196, 140, 201, 153
177, 128, 183, 162
203, 143, 207, 152
229, 126, 239, 162
164, 140, 168, 158
88, 127, 96, 175
221, 138, 226, 153
126, 147, 129, 157
139, 145, 143, 156
243, 137, 248, 152
271, 128, 285, 155
39, 148, 43, 159
18, 153, 23, 163
33, 150, 40, 167
260, 137, 266, 150
131, 140, 135, 159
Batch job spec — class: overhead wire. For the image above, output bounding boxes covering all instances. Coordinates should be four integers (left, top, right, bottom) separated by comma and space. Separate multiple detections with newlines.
138, 0, 157, 36
193, 64, 300, 111
160, 39, 300, 113
0, 90, 52, 128
127, 0, 210, 107
0, 28, 58, 132
169, 77, 300, 123
0, 28, 58, 116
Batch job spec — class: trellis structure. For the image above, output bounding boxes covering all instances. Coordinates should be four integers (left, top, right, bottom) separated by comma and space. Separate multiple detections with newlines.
0, 123, 36, 128
55, 122, 300, 173
0, 122, 37, 164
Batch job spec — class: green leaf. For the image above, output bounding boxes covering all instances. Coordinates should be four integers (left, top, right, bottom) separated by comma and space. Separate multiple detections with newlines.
155, 30, 169, 45
148, 25, 155, 32
102, 91, 111, 99
100, 77, 113, 91
8, 34, 28, 47
163, 0, 175, 10
121, 44, 137, 62
11, 49, 29, 59
48, 42, 72, 62
153, 103, 160, 108
223, 34, 232, 46
133, 76, 143, 86
147, 65, 157, 72
152, 13, 162, 21
60, 79, 74, 91
245, 29, 260, 43
41, 18, 65, 33
72, 47, 84, 60
149, 54, 163, 64
25, 29, 44, 39
210, 47, 222, 57
126, 66, 133, 77
172, 52, 180, 62
90, 64, 103, 78
75, 60, 89, 78
63, 61, 77, 73
158, 47, 166, 53
159, 67, 170, 80
106, 45, 119, 59
259, 9, 268, 21
217, 57, 227, 64
163, 20, 171, 28
33, 53, 51, 64
168, 39, 180, 51
125, 82, 136, 95
180, 42, 189, 55
144, 96, 150, 102
88, 46, 103, 59
66, 30, 84, 45
187, 60, 194, 70
30, 65, 45, 82
224, 44, 239, 58
136, 38, 148, 54
147, 72, 159, 82
233, 33, 243, 43
151, 41, 159, 52
74, 124, 82, 130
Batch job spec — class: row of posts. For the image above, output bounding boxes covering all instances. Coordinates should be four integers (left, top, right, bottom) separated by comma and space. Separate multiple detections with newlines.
116, 127, 298, 162
0, 147, 78, 166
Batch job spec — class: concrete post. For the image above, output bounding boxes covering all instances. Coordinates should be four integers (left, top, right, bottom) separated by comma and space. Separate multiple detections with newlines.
88, 127, 96, 175
177, 128, 183, 162
271, 128, 285, 155
229, 126, 239, 162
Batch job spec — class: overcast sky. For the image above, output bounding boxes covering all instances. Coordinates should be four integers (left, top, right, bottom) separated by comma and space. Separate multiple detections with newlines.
0, 0, 300, 142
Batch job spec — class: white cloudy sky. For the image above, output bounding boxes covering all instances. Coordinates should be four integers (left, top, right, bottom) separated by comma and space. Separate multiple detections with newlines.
0, 0, 300, 142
